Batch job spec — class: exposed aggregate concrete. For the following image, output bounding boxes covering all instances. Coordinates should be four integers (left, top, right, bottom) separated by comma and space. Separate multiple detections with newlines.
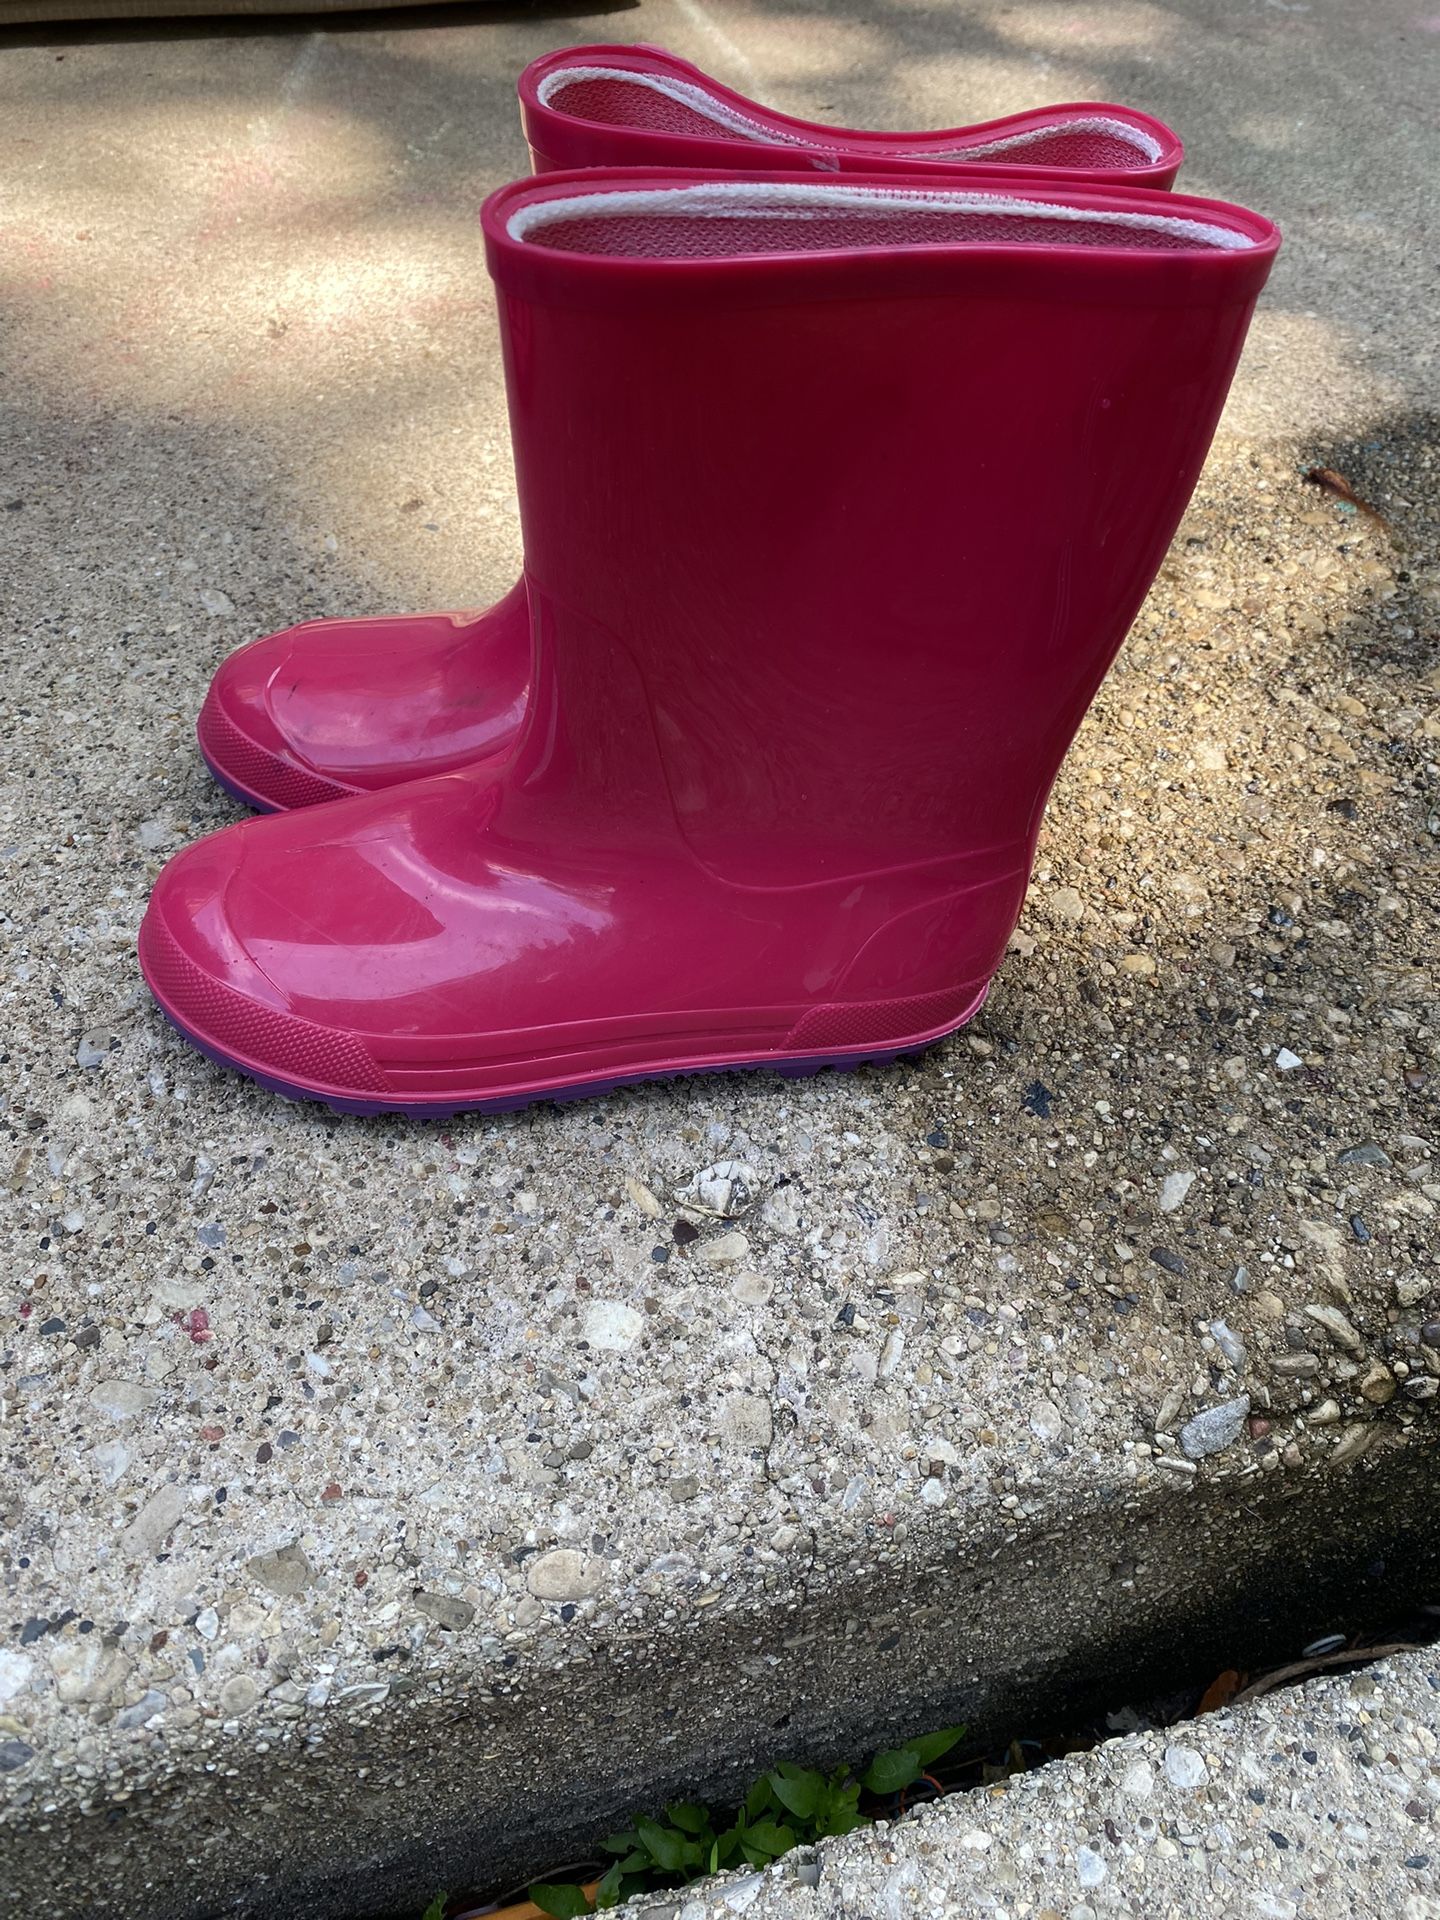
1, 2, 1437, 1916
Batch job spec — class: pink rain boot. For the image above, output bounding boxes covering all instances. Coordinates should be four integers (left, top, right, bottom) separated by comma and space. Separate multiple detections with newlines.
195, 44, 1183, 815
520, 43, 1181, 189
144, 169, 1277, 1117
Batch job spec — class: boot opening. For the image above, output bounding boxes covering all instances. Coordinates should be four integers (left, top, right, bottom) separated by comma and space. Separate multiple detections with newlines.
535, 64, 1164, 172
506, 181, 1258, 258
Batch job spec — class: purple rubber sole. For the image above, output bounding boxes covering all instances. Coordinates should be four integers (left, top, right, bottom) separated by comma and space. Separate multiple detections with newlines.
198, 745, 281, 815
154, 986, 987, 1119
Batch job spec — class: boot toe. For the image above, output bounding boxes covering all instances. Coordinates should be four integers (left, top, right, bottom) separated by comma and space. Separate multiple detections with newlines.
197, 629, 360, 813
140, 832, 390, 1102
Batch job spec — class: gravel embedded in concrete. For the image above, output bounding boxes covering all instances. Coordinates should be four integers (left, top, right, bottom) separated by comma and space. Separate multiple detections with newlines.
1, 3, 1438, 1916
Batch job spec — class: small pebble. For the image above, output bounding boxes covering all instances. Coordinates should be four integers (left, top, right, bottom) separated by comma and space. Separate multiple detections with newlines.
1075, 1846, 1107, 1889
1208, 1319, 1247, 1370
694, 1231, 750, 1266
1159, 1170, 1197, 1213
1337, 1144, 1390, 1167
1164, 1745, 1207, 1789
75, 1032, 111, 1069
218, 1675, 258, 1716
1304, 1304, 1365, 1356
1358, 1360, 1397, 1404
580, 1301, 644, 1351
675, 1161, 760, 1219
526, 1550, 600, 1603
1179, 1395, 1250, 1460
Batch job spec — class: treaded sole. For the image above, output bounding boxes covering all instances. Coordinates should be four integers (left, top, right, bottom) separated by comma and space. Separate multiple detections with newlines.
196, 734, 364, 815
197, 744, 283, 815
151, 984, 990, 1119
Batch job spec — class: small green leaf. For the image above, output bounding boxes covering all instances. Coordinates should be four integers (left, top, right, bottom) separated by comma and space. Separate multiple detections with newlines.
907, 1725, 966, 1767
815, 1781, 863, 1834
825, 1806, 870, 1836
861, 1747, 922, 1795
420, 1898, 446, 1920
745, 1775, 774, 1822
594, 1864, 623, 1912
713, 1824, 745, 1868
600, 1831, 639, 1856
742, 1820, 798, 1859
769, 1763, 824, 1821
666, 1801, 710, 1835
530, 1884, 592, 1919
636, 1816, 690, 1872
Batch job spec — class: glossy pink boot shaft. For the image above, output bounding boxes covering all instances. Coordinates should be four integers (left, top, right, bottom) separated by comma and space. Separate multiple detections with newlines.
146, 169, 1278, 1115
196, 44, 1184, 815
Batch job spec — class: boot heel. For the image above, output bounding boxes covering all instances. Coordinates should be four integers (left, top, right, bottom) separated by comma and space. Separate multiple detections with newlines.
782, 982, 987, 1056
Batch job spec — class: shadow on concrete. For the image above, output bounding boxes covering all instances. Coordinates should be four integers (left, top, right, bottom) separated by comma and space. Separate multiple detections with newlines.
0, 0, 638, 51
2, 0, 1432, 375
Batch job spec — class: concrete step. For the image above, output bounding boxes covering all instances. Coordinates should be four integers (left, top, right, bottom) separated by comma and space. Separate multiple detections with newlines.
4, 1044, 1438, 1919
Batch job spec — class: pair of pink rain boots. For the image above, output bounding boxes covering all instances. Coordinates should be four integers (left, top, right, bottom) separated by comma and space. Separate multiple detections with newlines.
140, 44, 1279, 1117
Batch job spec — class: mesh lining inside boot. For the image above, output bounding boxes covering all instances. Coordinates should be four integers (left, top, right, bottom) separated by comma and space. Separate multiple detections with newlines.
507, 181, 1255, 259
535, 65, 1164, 171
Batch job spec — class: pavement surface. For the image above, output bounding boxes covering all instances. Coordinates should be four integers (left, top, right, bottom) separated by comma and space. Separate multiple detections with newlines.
2, 3, 1439, 1917
633, 1645, 1440, 1920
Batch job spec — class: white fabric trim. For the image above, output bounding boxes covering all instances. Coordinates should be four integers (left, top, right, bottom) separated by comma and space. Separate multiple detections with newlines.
929, 117, 1163, 164
505, 180, 1254, 252
537, 63, 813, 150
536, 64, 1164, 166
